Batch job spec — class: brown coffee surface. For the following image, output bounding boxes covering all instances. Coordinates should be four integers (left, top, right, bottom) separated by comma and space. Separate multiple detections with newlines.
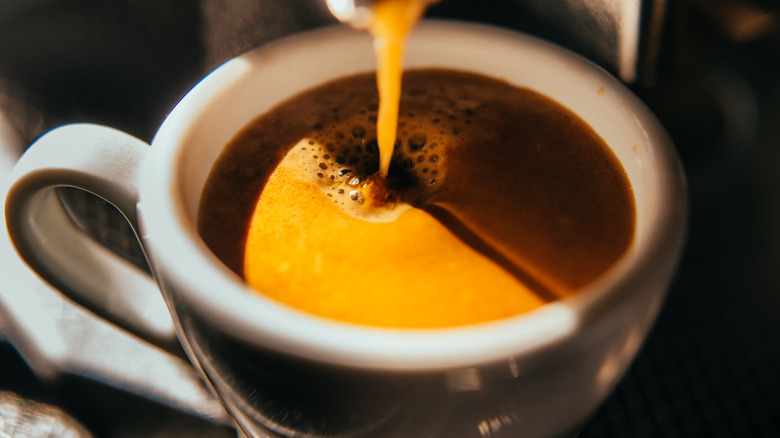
198, 69, 635, 328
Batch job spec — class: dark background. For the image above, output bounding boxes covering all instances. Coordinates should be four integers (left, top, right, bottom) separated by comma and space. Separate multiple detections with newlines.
1, 0, 780, 436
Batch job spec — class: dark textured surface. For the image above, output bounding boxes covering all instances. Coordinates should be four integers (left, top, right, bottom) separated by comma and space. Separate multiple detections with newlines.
580, 28, 780, 438
2, 1, 780, 437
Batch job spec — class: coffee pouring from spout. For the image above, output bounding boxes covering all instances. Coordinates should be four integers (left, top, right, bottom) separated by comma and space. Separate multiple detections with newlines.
327, 0, 438, 28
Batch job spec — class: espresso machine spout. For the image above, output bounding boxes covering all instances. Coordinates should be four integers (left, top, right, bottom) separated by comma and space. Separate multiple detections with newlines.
326, 0, 667, 85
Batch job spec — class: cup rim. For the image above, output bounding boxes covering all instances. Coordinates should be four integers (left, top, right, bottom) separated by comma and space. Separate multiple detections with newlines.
143, 20, 687, 371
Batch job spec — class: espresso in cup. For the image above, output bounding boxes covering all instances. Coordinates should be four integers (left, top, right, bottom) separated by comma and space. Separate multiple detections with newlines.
197, 68, 635, 328
4, 13, 684, 436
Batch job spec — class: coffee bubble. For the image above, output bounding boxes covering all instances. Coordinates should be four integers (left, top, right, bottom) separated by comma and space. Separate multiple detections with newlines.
351, 125, 366, 138
408, 133, 426, 151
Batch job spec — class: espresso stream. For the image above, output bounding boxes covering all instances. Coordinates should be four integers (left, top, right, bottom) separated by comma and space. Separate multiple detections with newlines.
368, 0, 431, 177
198, 69, 635, 328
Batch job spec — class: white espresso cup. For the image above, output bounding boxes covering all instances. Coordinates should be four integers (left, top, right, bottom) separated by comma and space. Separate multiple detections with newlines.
4, 21, 686, 438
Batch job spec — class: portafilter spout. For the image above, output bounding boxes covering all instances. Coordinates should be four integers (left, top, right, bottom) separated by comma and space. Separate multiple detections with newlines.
326, 0, 376, 28
326, 0, 438, 28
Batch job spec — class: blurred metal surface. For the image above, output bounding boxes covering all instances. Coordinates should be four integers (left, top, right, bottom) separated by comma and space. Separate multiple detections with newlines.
514, 0, 663, 83
0, 390, 94, 438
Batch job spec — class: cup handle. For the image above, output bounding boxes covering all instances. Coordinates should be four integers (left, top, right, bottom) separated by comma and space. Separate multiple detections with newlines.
4, 123, 176, 346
